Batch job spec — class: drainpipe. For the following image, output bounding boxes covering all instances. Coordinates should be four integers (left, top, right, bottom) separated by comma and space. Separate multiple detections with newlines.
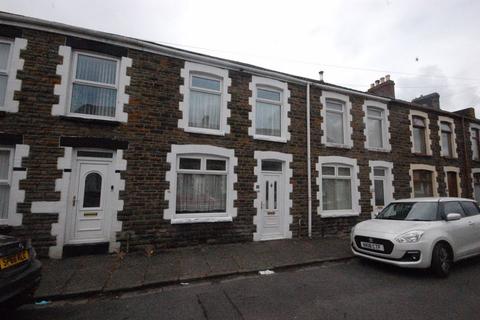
306, 82, 312, 238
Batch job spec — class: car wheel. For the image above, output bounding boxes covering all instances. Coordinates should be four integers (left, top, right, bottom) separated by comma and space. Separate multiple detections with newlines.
431, 243, 452, 277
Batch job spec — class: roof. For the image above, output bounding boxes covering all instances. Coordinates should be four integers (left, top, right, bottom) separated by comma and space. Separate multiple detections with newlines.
393, 197, 476, 203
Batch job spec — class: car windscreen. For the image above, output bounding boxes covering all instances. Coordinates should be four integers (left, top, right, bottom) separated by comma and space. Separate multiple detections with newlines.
376, 202, 438, 221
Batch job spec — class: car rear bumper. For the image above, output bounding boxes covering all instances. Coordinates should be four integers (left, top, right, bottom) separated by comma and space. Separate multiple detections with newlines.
0, 259, 42, 305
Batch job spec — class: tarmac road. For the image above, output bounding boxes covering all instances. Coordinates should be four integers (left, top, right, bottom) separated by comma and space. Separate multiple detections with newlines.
12, 256, 480, 320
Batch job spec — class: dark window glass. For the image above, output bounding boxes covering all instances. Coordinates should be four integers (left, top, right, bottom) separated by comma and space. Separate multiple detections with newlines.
413, 170, 433, 197
179, 158, 201, 170
77, 151, 113, 158
262, 160, 283, 172
206, 159, 226, 171
412, 116, 427, 154
374, 180, 385, 206
443, 201, 465, 217
460, 201, 480, 216
83, 172, 102, 208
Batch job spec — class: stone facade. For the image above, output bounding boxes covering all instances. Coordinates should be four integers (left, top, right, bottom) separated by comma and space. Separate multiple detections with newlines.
0, 15, 479, 258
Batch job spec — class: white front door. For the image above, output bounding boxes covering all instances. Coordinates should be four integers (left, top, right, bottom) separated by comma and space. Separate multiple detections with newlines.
258, 166, 285, 240
66, 156, 113, 244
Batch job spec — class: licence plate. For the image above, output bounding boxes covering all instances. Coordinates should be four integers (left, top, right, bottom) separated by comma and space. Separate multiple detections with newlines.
0, 250, 30, 270
360, 242, 384, 252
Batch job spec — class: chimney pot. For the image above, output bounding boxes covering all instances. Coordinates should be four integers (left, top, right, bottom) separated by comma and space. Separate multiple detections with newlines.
385, 74, 390, 81
375, 80, 380, 85
380, 77, 385, 83
319, 71, 324, 81
370, 83, 375, 88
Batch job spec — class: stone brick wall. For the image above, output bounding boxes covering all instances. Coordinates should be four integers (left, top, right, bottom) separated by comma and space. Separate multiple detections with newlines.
0, 23, 479, 257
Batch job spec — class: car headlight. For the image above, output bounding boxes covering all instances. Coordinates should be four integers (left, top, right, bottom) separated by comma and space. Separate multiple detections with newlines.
395, 230, 424, 243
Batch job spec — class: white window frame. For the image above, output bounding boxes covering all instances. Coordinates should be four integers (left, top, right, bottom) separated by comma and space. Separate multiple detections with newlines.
444, 166, 462, 197
164, 144, 237, 224
316, 156, 360, 218
0, 37, 27, 113
248, 76, 290, 143
409, 110, 432, 155
409, 164, 438, 198
0, 144, 29, 226
438, 116, 458, 158
66, 51, 120, 120
179, 62, 231, 136
52, 45, 131, 123
471, 168, 480, 202
369, 161, 395, 218
0, 147, 13, 224
320, 91, 353, 148
363, 100, 391, 152
470, 123, 480, 161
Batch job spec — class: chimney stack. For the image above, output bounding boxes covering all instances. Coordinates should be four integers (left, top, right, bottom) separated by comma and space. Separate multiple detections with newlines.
412, 93, 440, 110
367, 74, 395, 98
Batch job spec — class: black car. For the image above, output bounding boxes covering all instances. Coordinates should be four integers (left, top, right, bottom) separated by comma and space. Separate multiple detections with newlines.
0, 235, 42, 310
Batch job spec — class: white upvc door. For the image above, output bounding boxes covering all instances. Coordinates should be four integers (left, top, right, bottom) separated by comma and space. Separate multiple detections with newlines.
258, 172, 284, 240
66, 157, 113, 244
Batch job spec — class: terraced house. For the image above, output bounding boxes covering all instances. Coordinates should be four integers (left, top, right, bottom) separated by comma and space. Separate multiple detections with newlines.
1, 12, 479, 259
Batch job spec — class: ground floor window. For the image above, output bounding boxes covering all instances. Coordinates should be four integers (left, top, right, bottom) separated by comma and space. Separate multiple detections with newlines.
413, 170, 434, 197
473, 172, 480, 202
164, 145, 237, 223
0, 148, 12, 220
317, 156, 360, 218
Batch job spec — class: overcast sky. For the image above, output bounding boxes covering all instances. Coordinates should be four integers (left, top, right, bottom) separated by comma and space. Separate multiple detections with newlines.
2, 0, 480, 114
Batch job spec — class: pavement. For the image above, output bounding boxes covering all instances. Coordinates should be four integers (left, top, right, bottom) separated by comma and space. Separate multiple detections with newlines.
34, 238, 353, 300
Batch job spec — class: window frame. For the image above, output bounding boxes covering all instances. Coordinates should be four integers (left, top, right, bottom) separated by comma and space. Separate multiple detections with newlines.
0, 146, 14, 224
164, 144, 237, 224
444, 166, 461, 197
316, 156, 360, 217
320, 91, 353, 148
409, 110, 432, 156
438, 116, 458, 159
179, 62, 231, 136
0, 39, 12, 108
410, 164, 438, 198
470, 123, 480, 161
363, 100, 391, 152
472, 168, 480, 202
249, 76, 290, 143
369, 160, 395, 218
67, 50, 121, 121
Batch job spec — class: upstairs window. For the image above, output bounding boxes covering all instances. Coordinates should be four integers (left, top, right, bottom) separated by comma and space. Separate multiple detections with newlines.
440, 122, 453, 157
366, 107, 384, 149
412, 169, 433, 197
325, 99, 345, 145
0, 41, 11, 108
255, 87, 282, 137
0, 148, 12, 220
412, 116, 427, 154
70, 52, 119, 118
472, 127, 480, 160
188, 74, 222, 130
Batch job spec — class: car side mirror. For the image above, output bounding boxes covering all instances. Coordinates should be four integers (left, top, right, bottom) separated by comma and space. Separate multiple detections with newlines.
446, 213, 462, 221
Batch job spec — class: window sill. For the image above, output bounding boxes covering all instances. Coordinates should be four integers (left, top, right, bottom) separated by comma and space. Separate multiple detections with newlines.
171, 216, 233, 224
184, 127, 226, 136
441, 156, 458, 160
325, 142, 352, 149
253, 134, 287, 143
412, 152, 432, 157
319, 210, 360, 218
60, 115, 122, 126
366, 147, 391, 153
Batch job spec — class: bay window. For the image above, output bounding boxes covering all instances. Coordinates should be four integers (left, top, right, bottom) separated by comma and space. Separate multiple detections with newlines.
70, 52, 120, 118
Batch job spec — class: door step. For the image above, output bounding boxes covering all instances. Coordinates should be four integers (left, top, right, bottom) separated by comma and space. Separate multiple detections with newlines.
63, 242, 109, 258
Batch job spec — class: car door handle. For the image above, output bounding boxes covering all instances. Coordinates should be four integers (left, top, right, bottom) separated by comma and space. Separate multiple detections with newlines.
468, 221, 475, 225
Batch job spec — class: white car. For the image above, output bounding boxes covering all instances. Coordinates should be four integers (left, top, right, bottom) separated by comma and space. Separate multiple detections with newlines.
351, 197, 480, 277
